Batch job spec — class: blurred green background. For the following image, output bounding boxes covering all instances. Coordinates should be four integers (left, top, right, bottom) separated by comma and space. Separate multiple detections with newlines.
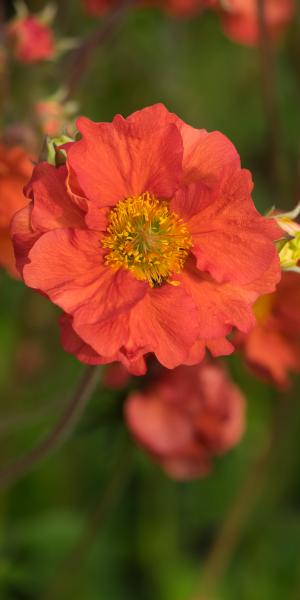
1, 1, 300, 599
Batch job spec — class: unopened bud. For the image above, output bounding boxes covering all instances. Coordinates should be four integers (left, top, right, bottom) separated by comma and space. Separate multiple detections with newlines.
47, 135, 73, 167
273, 203, 300, 237
271, 203, 300, 272
278, 234, 300, 273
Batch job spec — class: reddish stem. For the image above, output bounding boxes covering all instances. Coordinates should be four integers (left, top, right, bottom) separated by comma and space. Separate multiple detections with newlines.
0, 365, 101, 491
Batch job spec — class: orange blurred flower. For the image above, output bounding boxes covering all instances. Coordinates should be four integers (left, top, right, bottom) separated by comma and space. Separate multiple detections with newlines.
236, 272, 300, 388
218, 0, 295, 46
125, 362, 245, 479
0, 144, 32, 277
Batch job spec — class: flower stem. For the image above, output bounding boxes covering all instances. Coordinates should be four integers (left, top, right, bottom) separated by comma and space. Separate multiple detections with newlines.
0, 365, 101, 492
256, 0, 286, 198
63, 0, 136, 103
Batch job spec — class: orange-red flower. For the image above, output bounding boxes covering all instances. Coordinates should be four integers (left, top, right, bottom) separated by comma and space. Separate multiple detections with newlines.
0, 144, 32, 277
236, 271, 300, 388
8, 14, 55, 63
218, 0, 295, 46
12, 104, 280, 374
125, 362, 245, 479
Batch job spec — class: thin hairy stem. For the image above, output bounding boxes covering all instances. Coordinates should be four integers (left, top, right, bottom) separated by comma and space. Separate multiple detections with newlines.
256, 0, 285, 197
63, 0, 136, 102
0, 365, 101, 491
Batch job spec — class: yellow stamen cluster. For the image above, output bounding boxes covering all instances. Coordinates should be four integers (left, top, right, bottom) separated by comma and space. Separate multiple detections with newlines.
102, 192, 192, 286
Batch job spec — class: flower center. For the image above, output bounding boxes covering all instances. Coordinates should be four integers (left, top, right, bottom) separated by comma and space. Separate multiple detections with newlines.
102, 192, 192, 286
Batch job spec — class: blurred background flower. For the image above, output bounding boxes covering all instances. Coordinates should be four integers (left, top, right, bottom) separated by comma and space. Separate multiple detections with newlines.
125, 361, 245, 480
0, 143, 32, 276
7, 3, 56, 63
217, 0, 295, 46
236, 271, 300, 387
34, 93, 78, 137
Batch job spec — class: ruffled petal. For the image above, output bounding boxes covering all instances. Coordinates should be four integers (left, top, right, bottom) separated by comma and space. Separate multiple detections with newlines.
170, 180, 217, 221
140, 108, 240, 185
173, 169, 280, 284
60, 313, 147, 375
26, 163, 85, 231
179, 257, 278, 340
180, 255, 281, 373
128, 284, 200, 368
181, 340, 206, 365
11, 203, 41, 274
72, 310, 131, 357
11, 164, 86, 276
66, 105, 183, 209
183, 337, 234, 366
206, 337, 235, 356
23, 229, 147, 354
84, 205, 109, 231
241, 254, 281, 297
60, 313, 109, 365
178, 123, 240, 185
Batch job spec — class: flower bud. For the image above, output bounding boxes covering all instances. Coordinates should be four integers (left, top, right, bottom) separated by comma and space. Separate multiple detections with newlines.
272, 204, 300, 272
278, 234, 300, 273
46, 135, 74, 167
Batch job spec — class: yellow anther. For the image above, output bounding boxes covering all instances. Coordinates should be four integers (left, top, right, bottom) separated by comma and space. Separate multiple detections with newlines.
102, 192, 192, 286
